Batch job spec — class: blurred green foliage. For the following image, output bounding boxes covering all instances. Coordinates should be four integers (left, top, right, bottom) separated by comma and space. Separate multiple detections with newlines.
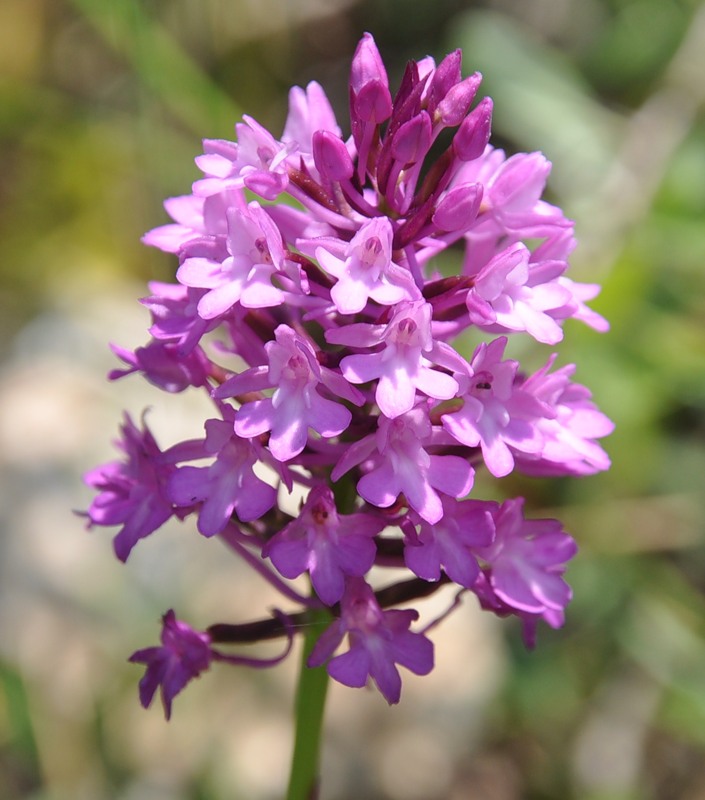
1, 0, 704, 798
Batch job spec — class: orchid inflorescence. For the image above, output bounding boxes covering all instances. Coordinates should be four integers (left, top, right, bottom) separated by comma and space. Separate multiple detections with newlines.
84, 33, 613, 717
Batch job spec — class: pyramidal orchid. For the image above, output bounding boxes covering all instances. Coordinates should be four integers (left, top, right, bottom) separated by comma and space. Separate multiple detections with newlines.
83, 32, 612, 799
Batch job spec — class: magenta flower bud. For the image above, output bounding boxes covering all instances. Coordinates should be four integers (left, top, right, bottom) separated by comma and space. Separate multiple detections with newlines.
391, 112, 433, 166
350, 33, 392, 125
350, 32, 390, 97
427, 49, 462, 113
353, 80, 393, 125
436, 72, 483, 126
432, 182, 483, 232
312, 130, 354, 181
453, 96, 493, 161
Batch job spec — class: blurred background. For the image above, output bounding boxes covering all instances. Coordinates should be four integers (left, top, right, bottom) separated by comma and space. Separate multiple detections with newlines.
1, 0, 705, 798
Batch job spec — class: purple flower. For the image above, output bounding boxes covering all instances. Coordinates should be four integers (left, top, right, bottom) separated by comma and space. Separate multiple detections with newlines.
215, 324, 363, 462
313, 217, 419, 314
177, 201, 289, 318
332, 404, 474, 524
83, 414, 179, 562
465, 242, 572, 344
193, 118, 293, 201
263, 485, 384, 605
129, 610, 213, 720
516, 355, 614, 476
168, 417, 276, 537
349, 33, 393, 184
308, 578, 433, 704
472, 571, 565, 649
476, 498, 577, 615
441, 336, 551, 477
403, 497, 496, 588
328, 300, 467, 418
109, 339, 210, 392
140, 281, 217, 355
85, 32, 613, 713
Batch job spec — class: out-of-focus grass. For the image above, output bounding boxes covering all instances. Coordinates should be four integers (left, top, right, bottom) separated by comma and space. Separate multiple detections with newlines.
1, 1, 704, 798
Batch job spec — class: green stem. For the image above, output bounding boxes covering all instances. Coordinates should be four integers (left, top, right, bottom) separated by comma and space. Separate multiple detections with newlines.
286, 607, 331, 800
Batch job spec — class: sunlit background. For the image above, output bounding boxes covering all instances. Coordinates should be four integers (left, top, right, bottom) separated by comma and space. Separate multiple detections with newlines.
2, 0, 705, 798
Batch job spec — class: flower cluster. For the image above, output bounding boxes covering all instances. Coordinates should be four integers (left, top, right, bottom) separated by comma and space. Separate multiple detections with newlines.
84, 33, 612, 711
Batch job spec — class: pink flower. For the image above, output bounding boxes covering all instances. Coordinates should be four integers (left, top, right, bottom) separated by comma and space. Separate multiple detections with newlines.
403, 497, 496, 588
442, 337, 550, 477
263, 485, 384, 605
332, 404, 474, 524
472, 571, 566, 648
308, 578, 433, 704
129, 610, 213, 720
140, 281, 217, 355
168, 418, 276, 537
177, 201, 289, 317
215, 325, 363, 462
328, 300, 466, 418
83, 414, 179, 562
142, 189, 240, 253
477, 498, 577, 615
465, 242, 572, 344
517, 355, 614, 476
194, 117, 293, 201
282, 81, 341, 174
313, 217, 419, 314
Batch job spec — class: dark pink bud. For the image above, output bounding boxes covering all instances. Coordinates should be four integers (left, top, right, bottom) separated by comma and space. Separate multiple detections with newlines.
432, 183, 483, 232
391, 112, 432, 165
353, 80, 393, 125
350, 33, 393, 125
351, 33, 389, 94
436, 72, 483, 127
427, 50, 462, 112
453, 97, 493, 161
313, 131, 354, 181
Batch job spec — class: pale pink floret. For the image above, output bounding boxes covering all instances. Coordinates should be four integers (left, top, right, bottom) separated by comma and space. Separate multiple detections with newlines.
215, 325, 363, 462
177, 201, 288, 318
442, 337, 551, 477
466, 242, 572, 344
142, 190, 240, 253
516, 355, 614, 476
552, 277, 610, 332
168, 418, 276, 537
193, 117, 294, 200
477, 498, 577, 615
333, 405, 474, 524
315, 217, 419, 314
142, 194, 207, 254
328, 300, 466, 418
282, 81, 342, 167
